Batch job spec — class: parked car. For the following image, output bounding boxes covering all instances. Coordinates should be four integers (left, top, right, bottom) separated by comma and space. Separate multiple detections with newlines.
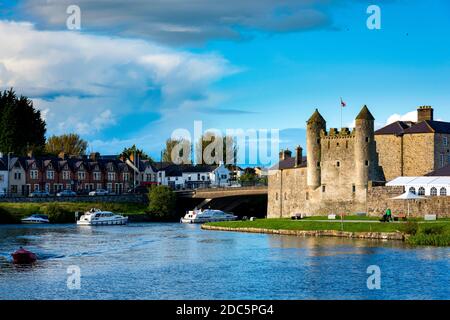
76, 190, 90, 196
126, 186, 149, 194
29, 190, 50, 198
56, 190, 77, 197
89, 189, 109, 196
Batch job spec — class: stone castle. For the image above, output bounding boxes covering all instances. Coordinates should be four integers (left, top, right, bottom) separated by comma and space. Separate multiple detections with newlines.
268, 105, 450, 217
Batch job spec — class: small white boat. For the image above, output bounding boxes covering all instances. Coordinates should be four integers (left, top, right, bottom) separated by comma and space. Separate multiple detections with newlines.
180, 209, 238, 224
21, 214, 50, 224
77, 208, 128, 226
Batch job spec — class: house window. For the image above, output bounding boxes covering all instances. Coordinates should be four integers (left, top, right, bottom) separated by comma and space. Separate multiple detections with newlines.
123, 173, 129, 181
418, 187, 426, 196
14, 172, 21, 180
30, 170, 38, 179
444, 137, 448, 146
108, 172, 116, 181
94, 172, 101, 181
440, 188, 447, 196
62, 171, 70, 180
430, 187, 438, 196
46, 170, 54, 180
0, 174, 3, 182
34, 184, 39, 191
440, 154, 445, 168
409, 187, 416, 194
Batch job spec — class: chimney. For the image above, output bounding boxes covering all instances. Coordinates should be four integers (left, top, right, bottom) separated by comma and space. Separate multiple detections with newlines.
295, 146, 303, 167
279, 149, 292, 161
418, 106, 434, 122
90, 152, 100, 161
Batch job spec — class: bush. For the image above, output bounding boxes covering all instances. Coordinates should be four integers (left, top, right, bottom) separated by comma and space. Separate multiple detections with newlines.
44, 203, 75, 223
420, 225, 445, 235
147, 186, 177, 220
407, 234, 450, 247
403, 222, 419, 235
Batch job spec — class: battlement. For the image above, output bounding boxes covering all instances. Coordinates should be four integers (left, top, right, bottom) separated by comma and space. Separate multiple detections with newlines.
321, 127, 355, 139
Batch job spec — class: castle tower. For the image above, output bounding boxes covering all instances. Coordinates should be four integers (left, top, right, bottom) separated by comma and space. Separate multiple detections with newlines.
306, 109, 326, 189
354, 105, 375, 188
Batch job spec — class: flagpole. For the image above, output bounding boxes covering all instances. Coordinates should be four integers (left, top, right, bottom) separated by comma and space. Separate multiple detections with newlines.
340, 97, 343, 129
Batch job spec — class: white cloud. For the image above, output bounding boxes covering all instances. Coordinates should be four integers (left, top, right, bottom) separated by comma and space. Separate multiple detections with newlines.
386, 111, 417, 125
0, 20, 235, 137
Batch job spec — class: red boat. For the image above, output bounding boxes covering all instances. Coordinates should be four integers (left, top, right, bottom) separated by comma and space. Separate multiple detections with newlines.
11, 247, 37, 264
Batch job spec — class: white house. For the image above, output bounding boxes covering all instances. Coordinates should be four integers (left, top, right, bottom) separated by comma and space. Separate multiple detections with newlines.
0, 158, 8, 195
209, 163, 230, 187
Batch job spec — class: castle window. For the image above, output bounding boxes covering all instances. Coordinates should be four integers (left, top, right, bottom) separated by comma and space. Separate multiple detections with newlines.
418, 187, 426, 196
352, 185, 356, 193
306, 192, 309, 200
409, 187, 416, 194
317, 138, 320, 144
365, 137, 370, 143
430, 187, 438, 196
365, 160, 369, 166
322, 185, 326, 193
276, 193, 278, 201
317, 162, 321, 167
337, 142, 340, 147
336, 161, 340, 167
440, 188, 447, 196
346, 141, 349, 149
284, 193, 287, 200
328, 141, 330, 149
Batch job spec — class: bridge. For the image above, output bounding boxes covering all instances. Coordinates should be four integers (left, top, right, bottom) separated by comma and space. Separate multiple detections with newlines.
175, 186, 268, 199
175, 186, 268, 216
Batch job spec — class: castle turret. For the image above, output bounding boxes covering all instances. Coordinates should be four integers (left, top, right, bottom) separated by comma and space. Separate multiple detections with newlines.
306, 109, 326, 189
354, 105, 375, 188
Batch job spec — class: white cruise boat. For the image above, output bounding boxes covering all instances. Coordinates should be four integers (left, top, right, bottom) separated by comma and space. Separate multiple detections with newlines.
77, 208, 128, 226
21, 214, 50, 224
180, 209, 238, 224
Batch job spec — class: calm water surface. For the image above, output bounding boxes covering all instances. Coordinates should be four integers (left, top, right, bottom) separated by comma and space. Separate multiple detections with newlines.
0, 223, 448, 300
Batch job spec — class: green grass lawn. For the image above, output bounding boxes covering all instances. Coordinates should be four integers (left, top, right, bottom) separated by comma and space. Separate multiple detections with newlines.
207, 218, 450, 246
0, 202, 148, 223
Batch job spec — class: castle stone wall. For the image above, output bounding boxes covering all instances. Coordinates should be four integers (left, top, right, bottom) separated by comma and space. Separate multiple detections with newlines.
367, 186, 450, 218
402, 133, 435, 176
375, 135, 403, 181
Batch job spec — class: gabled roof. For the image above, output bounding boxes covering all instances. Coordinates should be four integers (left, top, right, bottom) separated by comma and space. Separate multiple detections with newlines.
404, 120, 450, 134
0, 158, 7, 171
375, 121, 413, 135
270, 156, 307, 170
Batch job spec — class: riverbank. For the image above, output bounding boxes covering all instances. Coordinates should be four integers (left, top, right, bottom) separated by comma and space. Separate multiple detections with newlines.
203, 219, 450, 246
0, 202, 148, 223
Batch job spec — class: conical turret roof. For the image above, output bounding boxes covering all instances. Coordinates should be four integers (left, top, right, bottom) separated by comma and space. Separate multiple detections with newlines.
356, 105, 375, 121
307, 109, 326, 124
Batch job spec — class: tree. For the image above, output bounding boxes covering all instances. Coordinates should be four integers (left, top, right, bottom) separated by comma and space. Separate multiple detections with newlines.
120, 144, 153, 162
196, 132, 237, 165
45, 133, 88, 157
162, 138, 191, 163
147, 186, 177, 220
0, 89, 46, 155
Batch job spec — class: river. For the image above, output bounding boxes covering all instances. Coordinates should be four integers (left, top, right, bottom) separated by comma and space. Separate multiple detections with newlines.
0, 223, 448, 300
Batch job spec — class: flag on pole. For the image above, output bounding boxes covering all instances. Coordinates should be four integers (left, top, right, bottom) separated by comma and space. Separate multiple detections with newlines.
340, 98, 346, 107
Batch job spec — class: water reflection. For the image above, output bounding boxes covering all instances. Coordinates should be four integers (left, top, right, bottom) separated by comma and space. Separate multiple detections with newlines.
0, 223, 448, 300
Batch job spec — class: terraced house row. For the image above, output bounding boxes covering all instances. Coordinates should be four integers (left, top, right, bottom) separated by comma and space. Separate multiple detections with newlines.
0, 152, 235, 196
0, 153, 157, 196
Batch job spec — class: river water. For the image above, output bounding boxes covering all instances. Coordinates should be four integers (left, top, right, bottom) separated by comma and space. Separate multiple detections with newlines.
0, 223, 448, 300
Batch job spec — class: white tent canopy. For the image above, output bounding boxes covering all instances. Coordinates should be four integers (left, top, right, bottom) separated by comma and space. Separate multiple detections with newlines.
391, 192, 425, 200
387, 176, 450, 187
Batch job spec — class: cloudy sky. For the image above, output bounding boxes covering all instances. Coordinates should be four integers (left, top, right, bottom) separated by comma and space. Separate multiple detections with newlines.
1, 0, 450, 164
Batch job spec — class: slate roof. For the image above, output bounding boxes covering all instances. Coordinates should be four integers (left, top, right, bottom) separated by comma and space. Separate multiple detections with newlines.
426, 165, 450, 177
376, 120, 450, 136
270, 156, 307, 170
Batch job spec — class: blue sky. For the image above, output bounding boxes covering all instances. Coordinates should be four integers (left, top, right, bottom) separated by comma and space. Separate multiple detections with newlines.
1, 0, 449, 165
